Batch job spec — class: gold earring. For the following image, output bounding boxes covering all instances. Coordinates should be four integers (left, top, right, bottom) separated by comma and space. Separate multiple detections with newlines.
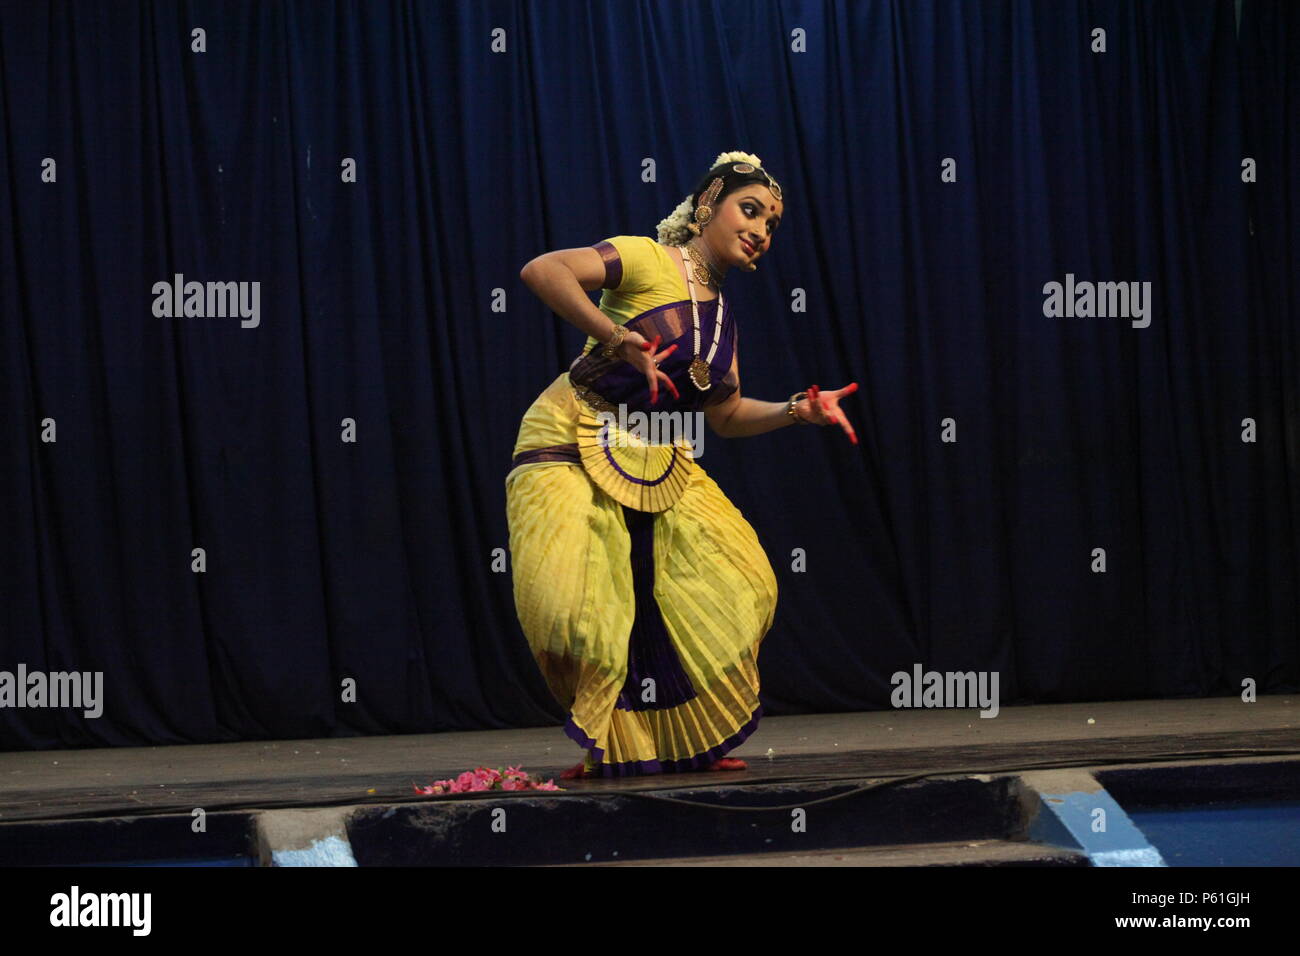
694, 177, 724, 228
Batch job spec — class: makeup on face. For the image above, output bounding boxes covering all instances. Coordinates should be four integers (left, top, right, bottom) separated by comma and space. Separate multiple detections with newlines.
731, 191, 782, 258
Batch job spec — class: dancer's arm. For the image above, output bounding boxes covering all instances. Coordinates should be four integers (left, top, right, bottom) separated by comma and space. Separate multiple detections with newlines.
519, 248, 617, 344
520, 249, 680, 403
707, 393, 799, 437
707, 384, 859, 442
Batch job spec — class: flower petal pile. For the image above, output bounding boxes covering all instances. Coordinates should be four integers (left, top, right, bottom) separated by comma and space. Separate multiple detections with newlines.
412, 765, 562, 795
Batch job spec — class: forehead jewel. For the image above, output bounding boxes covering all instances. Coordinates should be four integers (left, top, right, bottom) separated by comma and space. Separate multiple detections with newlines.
730, 162, 782, 201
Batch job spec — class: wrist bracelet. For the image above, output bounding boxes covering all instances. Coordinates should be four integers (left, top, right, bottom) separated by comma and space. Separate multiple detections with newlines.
786, 391, 812, 424
601, 324, 629, 360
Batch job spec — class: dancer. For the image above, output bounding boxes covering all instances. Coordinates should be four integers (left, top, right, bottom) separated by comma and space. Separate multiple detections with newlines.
507, 150, 857, 778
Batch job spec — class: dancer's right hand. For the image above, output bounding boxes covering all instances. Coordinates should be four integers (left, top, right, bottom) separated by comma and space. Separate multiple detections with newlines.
618, 330, 680, 406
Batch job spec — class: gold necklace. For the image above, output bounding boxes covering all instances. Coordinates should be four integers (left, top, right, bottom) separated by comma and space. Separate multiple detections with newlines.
684, 241, 723, 289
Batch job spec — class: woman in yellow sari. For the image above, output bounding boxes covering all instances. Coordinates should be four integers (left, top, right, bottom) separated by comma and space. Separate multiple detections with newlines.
507, 151, 858, 778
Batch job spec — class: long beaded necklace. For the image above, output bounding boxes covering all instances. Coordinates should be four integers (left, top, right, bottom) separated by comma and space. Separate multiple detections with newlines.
678, 245, 723, 391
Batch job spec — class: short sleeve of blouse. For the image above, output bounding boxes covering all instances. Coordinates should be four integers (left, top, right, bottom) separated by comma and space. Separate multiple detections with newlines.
590, 235, 660, 295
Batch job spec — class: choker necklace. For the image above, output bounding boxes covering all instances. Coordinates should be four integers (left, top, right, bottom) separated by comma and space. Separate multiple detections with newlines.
684, 239, 724, 289
678, 246, 723, 390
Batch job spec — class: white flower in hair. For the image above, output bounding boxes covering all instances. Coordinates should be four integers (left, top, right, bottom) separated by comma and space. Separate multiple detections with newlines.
654, 151, 767, 244
714, 149, 764, 168
656, 195, 696, 245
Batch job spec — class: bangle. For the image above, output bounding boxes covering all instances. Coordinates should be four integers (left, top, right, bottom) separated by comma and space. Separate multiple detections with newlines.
786, 391, 812, 424
601, 324, 628, 360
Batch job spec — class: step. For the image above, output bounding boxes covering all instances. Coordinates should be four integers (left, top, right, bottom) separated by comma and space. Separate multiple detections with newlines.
563, 838, 1089, 867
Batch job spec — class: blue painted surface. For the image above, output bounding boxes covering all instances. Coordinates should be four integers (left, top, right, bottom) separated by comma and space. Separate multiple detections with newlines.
1031, 789, 1166, 867
1127, 801, 1300, 867
272, 834, 358, 867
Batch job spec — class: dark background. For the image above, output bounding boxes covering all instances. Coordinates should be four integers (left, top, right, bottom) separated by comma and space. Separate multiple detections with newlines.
1, 1, 1296, 749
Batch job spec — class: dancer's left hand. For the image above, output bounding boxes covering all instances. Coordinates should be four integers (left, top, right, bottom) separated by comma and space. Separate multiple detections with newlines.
801, 383, 859, 445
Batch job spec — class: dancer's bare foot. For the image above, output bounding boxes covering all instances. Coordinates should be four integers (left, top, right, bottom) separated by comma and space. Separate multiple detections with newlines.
559, 761, 591, 780
708, 757, 747, 771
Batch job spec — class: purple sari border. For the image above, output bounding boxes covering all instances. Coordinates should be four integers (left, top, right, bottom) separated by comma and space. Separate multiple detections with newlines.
626, 294, 722, 325
614, 504, 698, 710
563, 715, 600, 753
511, 444, 581, 469
562, 703, 764, 779
598, 422, 682, 487
592, 240, 622, 290
568, 297, 732, 411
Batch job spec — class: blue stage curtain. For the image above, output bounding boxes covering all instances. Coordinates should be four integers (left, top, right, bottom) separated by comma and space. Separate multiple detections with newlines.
0, 1, 1294, 749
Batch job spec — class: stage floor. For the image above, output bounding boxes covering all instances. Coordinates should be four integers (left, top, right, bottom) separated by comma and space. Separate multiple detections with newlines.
0, 696, 1295, 825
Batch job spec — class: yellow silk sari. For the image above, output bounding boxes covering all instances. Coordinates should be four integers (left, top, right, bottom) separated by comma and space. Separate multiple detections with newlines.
505, 236, 777, 776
